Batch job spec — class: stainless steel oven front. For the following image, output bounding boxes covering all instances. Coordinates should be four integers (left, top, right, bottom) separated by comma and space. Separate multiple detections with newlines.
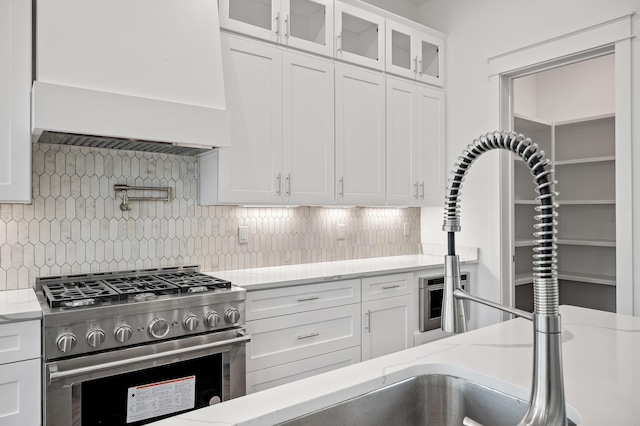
44, 328, 249, 426
419, 272, 469, 332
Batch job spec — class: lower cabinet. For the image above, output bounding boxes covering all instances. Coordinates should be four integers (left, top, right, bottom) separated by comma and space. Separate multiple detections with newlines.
245, 273, 416, 393
362, 294, 413, 361
0, 319, 41, 425
247, 347, 361, 394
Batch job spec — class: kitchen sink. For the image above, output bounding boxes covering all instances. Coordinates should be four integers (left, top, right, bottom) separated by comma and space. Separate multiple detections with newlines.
278, 374, 577, 426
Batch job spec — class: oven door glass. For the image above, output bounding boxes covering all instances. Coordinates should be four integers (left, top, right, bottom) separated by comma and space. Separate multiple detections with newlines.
81, 353, 223, 425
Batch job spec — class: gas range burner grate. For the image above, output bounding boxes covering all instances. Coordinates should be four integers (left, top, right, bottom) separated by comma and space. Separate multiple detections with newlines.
103, 276, 181, 300
155, 271, 232, 293
41, 280, 120, 308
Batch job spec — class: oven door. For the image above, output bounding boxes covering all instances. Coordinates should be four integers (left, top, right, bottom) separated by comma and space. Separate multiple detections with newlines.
44, 328, 249, 426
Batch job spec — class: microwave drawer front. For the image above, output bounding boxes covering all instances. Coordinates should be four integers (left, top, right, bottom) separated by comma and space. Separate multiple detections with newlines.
246, 346, 361, 394
0, 320, 40, 365
362, 273, 412, 301
246, 279, 361, 321
246, 304, 361, 372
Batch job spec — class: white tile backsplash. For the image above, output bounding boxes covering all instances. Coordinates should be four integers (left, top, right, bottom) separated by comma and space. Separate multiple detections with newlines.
0, 144, 421, 290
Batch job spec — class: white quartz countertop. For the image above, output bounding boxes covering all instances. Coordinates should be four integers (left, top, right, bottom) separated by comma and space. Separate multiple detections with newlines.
0, 288, 42, 323
209, 253, 477, 290
152, 305, 640, 426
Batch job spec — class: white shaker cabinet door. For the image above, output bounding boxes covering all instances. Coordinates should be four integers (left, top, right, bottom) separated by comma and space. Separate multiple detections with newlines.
0, 358, 41, 425
282, 51, 335, 205
215, 35, 284, 204
335, 65, 386, 206
362, 294, 413, 361
386, 77, 420, 206
416, 85, 446, 206
0, 0, 31, 202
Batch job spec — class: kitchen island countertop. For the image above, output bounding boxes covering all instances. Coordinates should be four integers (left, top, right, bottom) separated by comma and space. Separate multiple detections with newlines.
151, 305, 640, 426
209, 252, 477, 290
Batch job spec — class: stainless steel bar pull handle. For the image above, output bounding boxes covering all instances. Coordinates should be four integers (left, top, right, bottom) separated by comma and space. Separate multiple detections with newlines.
297, 332, 319, 340
414, 182, 419, 199
286, 173, 291, 196
276, 173, 282, 195
297, 295, 319, 302
418, 57, 423, 75
382, 284, 401, 289
420, 182, 425, 199
339, 177, 344, 197
337, 32, 342, 52
275, 12, 280, 36
413, 56, 418, 73
365, 310, 371, 332
284, 14, 289, 38
48, 332, 252, 383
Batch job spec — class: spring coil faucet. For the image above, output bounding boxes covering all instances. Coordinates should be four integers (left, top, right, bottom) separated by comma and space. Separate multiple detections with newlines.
442, 131, 567, 425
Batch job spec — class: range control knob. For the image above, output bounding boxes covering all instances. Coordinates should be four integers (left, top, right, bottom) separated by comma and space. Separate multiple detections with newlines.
225, 308, 240, 324
87, 329, 106, 348
56, 333, 77, 353
205, 311, 221, 328
183, 314, 199, 331
114, 325, 133, 343
148, 318, 170, 339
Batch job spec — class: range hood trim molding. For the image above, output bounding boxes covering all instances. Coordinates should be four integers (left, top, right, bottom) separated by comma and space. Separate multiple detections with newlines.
32, 81, 231, 151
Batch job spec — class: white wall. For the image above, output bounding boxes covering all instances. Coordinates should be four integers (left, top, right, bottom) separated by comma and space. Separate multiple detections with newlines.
418, 0, 640, 324
535, 54, 615, 122
513, 74, 537, 119
359, 0, 420, 22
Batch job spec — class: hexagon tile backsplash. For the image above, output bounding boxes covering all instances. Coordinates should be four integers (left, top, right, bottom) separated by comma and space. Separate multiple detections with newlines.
0, 144, 421, 290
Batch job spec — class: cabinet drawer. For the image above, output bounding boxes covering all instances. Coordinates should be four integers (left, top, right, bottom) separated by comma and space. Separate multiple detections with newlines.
246, 346, 361, 394
0, 320, 40, 365
246, 304, 361, 371
362, 273, 413, 301
246, 279, 361, 320
0, 358, 41, 425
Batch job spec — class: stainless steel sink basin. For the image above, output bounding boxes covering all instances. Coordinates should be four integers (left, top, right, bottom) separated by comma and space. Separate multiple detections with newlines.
278, 374, 577, 426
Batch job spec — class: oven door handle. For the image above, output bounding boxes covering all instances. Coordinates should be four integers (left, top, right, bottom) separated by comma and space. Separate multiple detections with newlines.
48, 331, 251, 384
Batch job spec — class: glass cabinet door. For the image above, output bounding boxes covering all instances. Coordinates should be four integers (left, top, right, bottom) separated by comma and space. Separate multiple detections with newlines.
283, 0, 333, 56
219, 0, 281, 43
334, 3, 385, 71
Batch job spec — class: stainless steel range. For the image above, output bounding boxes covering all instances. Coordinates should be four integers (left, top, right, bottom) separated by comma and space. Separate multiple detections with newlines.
35, 266, 249, 426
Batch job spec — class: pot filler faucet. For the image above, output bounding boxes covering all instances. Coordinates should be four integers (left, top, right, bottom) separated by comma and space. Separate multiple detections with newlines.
442, 131, 567, 425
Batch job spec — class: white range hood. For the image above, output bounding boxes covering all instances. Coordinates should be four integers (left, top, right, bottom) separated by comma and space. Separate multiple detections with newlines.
32, 0, 230, 155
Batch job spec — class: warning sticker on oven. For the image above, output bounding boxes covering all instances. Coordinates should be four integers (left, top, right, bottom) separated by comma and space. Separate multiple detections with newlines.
126, 375, 196, 423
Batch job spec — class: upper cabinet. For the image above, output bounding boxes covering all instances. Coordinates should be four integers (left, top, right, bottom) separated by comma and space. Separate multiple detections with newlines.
335, 65, 386, 206
219, 0, 334, 57
334, 2, 385, 71
386, 78, 445, 207
0, 0, 31, 203
200, 35, 335, 206
385, 20, 444, 87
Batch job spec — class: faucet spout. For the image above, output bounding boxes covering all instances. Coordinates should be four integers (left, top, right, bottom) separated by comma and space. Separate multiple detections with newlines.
441, 131, 566, 426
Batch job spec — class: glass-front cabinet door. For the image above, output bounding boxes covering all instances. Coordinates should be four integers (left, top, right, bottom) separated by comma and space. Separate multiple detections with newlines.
385, 20, 444, 87
219, 0, 333, 57
334, 2, 385, 71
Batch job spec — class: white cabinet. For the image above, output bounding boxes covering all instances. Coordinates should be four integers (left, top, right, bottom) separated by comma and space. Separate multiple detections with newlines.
0, 320, 41, 425
0, 0, 31, 203
385, 20, 444, 87
335, 64, 386, 206
361, 273, 413, 361
512, 114, 617, 313
334, 2, 385, 71
201, 34, 335, 205
386, 78, 445, 206
219, 0, 334, 57
245, 279, 361, 393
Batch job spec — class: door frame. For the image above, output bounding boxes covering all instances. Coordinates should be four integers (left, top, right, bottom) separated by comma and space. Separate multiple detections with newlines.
490, 14, 634, 316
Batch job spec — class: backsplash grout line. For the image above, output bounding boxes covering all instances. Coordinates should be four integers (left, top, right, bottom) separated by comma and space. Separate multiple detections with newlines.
0, 144, 421, 290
